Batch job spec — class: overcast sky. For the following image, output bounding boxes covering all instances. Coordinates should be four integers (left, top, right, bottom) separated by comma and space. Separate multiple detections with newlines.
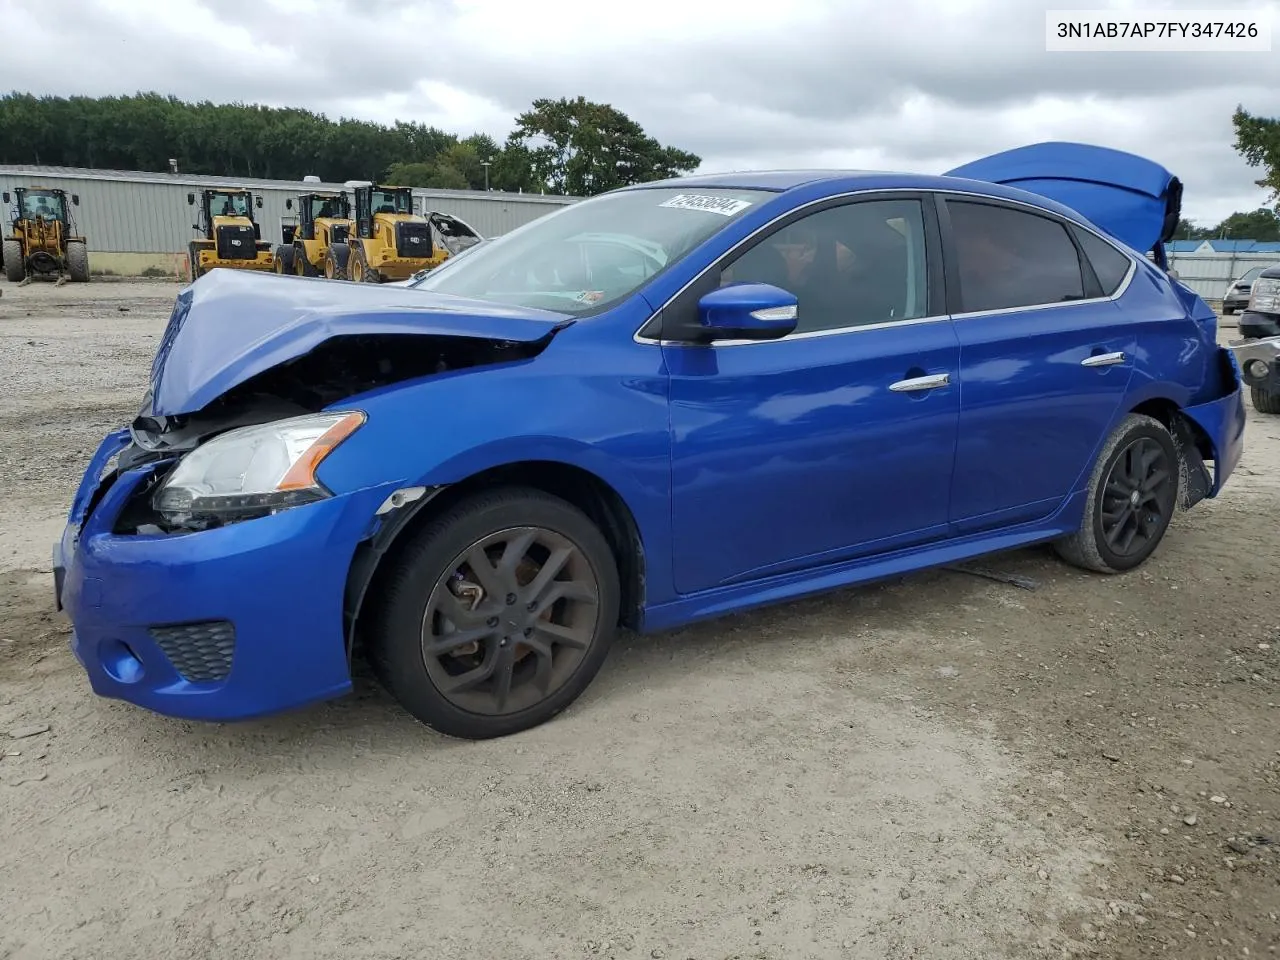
4, 0, 1279, 226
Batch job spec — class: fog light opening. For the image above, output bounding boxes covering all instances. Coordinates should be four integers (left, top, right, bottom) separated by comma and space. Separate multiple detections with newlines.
100, 639, 146, 684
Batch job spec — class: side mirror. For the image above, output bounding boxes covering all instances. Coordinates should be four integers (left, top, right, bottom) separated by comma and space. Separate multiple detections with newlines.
187, 193, 195, 205
285, 198, 293, 210
255, 196, 263, 209
71, 194, 80, 205
696, 283, 798, 341
1, 192, 8, 203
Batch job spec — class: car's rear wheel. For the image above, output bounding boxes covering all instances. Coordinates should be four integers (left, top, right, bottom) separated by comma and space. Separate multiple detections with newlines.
1054, 413, 1180, 574
367, 487, 620, 739
1251, 385, 1280, 414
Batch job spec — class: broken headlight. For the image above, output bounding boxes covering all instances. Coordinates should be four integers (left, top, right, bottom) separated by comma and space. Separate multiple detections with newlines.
152, 411, 365, 525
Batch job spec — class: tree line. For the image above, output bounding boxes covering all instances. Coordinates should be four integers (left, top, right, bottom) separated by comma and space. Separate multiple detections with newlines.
0, 92, 701, 197
1170, 106, 1280, 241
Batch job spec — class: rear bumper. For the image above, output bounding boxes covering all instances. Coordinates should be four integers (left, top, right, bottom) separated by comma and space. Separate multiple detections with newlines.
1181, 347, 1247, 496
56, 432, 394, 722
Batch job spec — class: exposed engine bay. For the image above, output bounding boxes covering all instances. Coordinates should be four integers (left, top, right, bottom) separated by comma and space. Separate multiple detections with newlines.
106, 329, 561, 534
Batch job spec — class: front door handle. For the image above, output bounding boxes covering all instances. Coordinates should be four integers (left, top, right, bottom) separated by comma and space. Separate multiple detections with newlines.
889, 372, 950, 393
1081, 351, 1126, 367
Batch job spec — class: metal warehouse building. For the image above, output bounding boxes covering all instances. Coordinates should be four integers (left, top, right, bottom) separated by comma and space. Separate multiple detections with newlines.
0, 165, 578, 278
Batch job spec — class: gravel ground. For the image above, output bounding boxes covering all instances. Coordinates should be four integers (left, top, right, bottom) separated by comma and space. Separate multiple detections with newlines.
1, 279, 1277, 960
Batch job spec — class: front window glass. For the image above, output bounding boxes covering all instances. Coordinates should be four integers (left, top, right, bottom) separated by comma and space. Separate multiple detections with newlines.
412, 187, 771, 314
1241, 266, 1265, 284
209, 192, 250, 217
21, 191, 65, 221
310, 195, 348, 219
720, 198, 930, 333
371, 189, 412, 215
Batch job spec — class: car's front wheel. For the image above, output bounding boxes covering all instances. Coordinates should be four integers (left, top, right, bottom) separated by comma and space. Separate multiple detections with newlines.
367, 487, 620, 739
1054, 413, 1180, 574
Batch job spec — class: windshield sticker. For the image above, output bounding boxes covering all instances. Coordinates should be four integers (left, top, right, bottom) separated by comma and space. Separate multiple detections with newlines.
659, 194, 754, 216
574, 290, 606, 304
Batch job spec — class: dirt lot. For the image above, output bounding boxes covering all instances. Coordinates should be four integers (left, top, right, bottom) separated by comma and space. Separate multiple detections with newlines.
0, 279, 1277, 960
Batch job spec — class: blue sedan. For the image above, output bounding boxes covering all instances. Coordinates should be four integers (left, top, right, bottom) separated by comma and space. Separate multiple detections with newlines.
55, 141, 1246, 739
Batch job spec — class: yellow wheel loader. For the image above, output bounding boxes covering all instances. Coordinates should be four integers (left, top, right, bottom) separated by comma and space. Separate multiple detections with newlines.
186, 189, 274, 280
2, 187, 90, 283
330, 183, 446, 283
275, 191, 354, 278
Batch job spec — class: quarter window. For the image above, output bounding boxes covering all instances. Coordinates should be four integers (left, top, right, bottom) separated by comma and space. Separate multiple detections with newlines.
719, 199, 930, 334
947, 200, 1085, 313
1072, 225, 1133, 296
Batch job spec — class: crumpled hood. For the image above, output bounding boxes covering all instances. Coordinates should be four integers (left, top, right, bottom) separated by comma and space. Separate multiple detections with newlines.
143, 268, 572, 417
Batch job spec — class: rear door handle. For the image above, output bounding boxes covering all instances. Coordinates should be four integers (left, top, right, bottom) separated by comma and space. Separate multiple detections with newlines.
1081, 351, 1126, 367
889, 373, 950, 393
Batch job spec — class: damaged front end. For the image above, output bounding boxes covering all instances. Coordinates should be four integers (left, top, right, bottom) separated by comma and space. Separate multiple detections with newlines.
102, 269, 574, 537
53, 271, 577, 719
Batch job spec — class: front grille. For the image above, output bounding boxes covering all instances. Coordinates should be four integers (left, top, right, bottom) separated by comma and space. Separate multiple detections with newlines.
215, 224, 257, 260
395, 221, 432, 258
150, 620, 235, 682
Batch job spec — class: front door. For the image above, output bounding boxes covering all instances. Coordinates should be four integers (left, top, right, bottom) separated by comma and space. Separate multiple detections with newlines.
664, 195, 962, 596
940, 196, 1139, 533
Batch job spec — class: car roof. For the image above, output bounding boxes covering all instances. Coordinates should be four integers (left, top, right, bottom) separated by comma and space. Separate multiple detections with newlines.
620, 169, 1098, 226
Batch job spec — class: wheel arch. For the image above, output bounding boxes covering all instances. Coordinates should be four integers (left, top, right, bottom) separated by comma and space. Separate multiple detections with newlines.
1126, 395, 1215, 509
343, 459, 647, 663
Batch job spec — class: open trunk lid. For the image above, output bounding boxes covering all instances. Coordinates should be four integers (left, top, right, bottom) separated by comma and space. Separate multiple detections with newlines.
944, 141, 1182, 258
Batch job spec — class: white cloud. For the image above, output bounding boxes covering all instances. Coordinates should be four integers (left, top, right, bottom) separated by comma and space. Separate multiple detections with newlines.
3, 0, 1279, 224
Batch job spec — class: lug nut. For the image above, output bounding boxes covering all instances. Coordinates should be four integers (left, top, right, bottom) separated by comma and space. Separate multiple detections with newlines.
486, 617, 498, 628
506, 593, 517, 605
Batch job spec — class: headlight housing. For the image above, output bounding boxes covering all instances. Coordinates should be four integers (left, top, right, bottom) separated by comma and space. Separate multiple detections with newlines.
1249, 277, 1280, 313
153, 411, 365, 526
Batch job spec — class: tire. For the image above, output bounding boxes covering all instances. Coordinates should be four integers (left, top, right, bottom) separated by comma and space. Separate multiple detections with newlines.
3, 239, 23, 282
1223, 306, 1235, 316
293, 243, 314, 277
326, 242, 349, 281
1251, 386, 1280, 414
1054, 413, 1180, 574
64, 240, 89, 282
274, 245, 295, 275
367, 486, 621, 740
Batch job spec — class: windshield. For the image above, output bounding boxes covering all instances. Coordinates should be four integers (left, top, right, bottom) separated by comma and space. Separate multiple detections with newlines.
20, 191, 65, 221
310, 195, 349, 220
371, 189, 412, 215
1240, 266, 1266, 284
209, 192, 250, 217
412, 187, 772, 313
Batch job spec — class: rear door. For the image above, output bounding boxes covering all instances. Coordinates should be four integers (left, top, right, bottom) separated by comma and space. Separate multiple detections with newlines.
939, 195, 1139, 534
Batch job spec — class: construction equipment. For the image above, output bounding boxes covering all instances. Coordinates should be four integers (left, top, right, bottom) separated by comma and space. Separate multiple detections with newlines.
2, 187, 89, 283
329, 183, 446, 283
275, 191, 354, 278
186, 189, 274, 280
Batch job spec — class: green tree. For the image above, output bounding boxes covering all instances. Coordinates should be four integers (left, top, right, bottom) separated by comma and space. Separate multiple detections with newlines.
1211, 207, 1280, 241
387, 160, 470, 190
1173, 218, 1211, 241
1233, 105, 1280, 201
506, 96, 700, 196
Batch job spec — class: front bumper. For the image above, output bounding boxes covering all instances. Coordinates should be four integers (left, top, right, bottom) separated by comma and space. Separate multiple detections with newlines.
54, 431, 394, 722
